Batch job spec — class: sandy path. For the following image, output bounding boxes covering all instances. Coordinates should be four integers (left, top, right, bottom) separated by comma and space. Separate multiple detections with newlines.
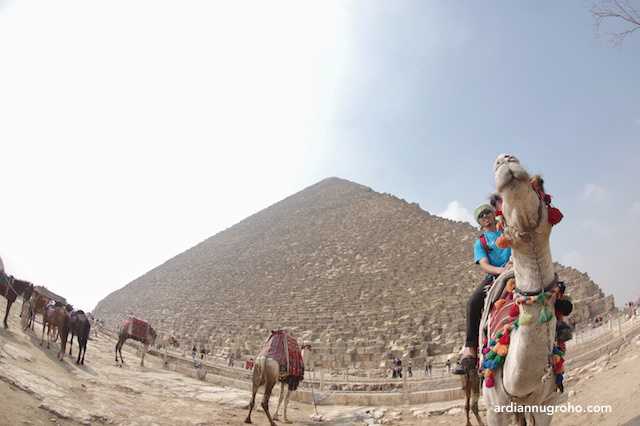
1, 306, 640, 425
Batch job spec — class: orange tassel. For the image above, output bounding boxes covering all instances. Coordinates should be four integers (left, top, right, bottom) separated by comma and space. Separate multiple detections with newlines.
494, 344, 508, 357
496, 235, 512, 248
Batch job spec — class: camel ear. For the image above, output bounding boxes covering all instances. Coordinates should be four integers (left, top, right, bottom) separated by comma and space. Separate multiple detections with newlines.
530, 174, 545, 193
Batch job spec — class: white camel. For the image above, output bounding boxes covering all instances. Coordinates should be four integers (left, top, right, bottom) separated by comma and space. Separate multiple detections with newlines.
483, 154, 565, 425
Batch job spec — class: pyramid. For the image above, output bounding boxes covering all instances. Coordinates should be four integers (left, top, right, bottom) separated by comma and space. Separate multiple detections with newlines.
94, 177, 615, 370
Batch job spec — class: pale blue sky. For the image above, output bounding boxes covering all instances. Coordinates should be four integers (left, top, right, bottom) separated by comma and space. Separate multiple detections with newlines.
1, 1, 638, 310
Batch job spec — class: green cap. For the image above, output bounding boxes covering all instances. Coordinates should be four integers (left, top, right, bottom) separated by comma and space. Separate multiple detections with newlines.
474, 204, 495, 224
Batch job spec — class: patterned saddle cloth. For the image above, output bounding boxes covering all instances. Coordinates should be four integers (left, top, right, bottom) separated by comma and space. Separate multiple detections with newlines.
123, 317, 150, 342
258, 330, 304, 390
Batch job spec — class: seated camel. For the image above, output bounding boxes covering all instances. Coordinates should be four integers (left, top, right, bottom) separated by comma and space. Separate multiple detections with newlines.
245, 330, 304, 426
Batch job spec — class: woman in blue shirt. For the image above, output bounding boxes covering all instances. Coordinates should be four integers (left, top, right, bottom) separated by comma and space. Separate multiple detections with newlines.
453, 204, 511, 374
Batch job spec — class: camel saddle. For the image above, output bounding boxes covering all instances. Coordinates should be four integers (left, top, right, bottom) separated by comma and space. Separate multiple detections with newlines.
479, 268, 516, 360
123, 317, 150, 342
258, 330, 304, 390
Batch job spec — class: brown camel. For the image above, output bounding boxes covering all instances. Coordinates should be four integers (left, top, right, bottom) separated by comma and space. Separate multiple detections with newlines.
0, 275, 33, 329
25, 289, 51, 331
245, 331, 304, 426
115, 317, 157, 367
41, 304, 69, 360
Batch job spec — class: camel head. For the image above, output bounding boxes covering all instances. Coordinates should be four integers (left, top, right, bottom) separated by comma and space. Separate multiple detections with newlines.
494, 154, 551, 246
494, 154, 554, 292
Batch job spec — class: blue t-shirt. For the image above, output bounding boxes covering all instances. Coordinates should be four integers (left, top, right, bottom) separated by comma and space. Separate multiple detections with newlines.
473, 230, 511, 267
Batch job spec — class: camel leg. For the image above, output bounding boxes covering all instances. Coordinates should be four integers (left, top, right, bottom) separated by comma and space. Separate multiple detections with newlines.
464, 373, 472, 426
78, 335, 86, 365
82, 335, 88, 364
115, 339, 124, 365
486, 408, 510, 426
530, 412, 553, 426
274, 381, 285, 420
283, 385, 292, 423
141, 343, 147, 367
261, 379, 278, 426
69, 332, 74, 356
41, 320, 46, 346
244, 375, 260, 424
46, 323, 52, 349
3, 300, 10, 329
471, 394, 484, 426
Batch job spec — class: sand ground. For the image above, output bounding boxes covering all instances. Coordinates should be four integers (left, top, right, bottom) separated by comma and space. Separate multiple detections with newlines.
1, 306, 639, 426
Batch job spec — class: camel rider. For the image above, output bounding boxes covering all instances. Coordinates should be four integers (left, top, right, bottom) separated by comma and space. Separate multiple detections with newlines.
453, 204, 511, 375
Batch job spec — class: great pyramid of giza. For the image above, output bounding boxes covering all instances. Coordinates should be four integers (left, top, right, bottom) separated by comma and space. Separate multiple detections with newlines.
94, 177, 614, 369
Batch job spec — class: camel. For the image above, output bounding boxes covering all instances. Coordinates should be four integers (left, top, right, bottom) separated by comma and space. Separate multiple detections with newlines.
115, 317, 157, 367
41, 304, 69, 360
25, 289, 51, 331
0, 275, 33, 329
67, 310, 91, 364
157, 334, 180, 366
483, 154, 563, 425
245, 330, 304, 426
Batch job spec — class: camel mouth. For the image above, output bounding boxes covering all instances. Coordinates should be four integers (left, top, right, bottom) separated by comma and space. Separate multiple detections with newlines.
494, 154, 529, 192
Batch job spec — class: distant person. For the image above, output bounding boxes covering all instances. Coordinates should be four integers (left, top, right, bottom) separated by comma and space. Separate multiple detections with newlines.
445, 359, 451, 373
407, 359, 413, 377
425, 358, 432, 376
192, 345, 197, 362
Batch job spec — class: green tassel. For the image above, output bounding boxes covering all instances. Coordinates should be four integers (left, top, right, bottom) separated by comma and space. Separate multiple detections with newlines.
536, 293, 546, 304
494, 355, 504, 365
486, 351, 496, 360
513, 319, 520, 329
538, 306, 553, 323
496, 331, 503, 339
520, 311, 533, 325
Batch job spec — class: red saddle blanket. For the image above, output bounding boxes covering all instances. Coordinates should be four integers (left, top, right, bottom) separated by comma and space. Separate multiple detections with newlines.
258, 330, 304, 381
123, 317, 150, 342
488, 291, 517, 341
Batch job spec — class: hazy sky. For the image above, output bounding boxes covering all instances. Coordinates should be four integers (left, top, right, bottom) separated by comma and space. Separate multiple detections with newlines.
1, 1, 638, 310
